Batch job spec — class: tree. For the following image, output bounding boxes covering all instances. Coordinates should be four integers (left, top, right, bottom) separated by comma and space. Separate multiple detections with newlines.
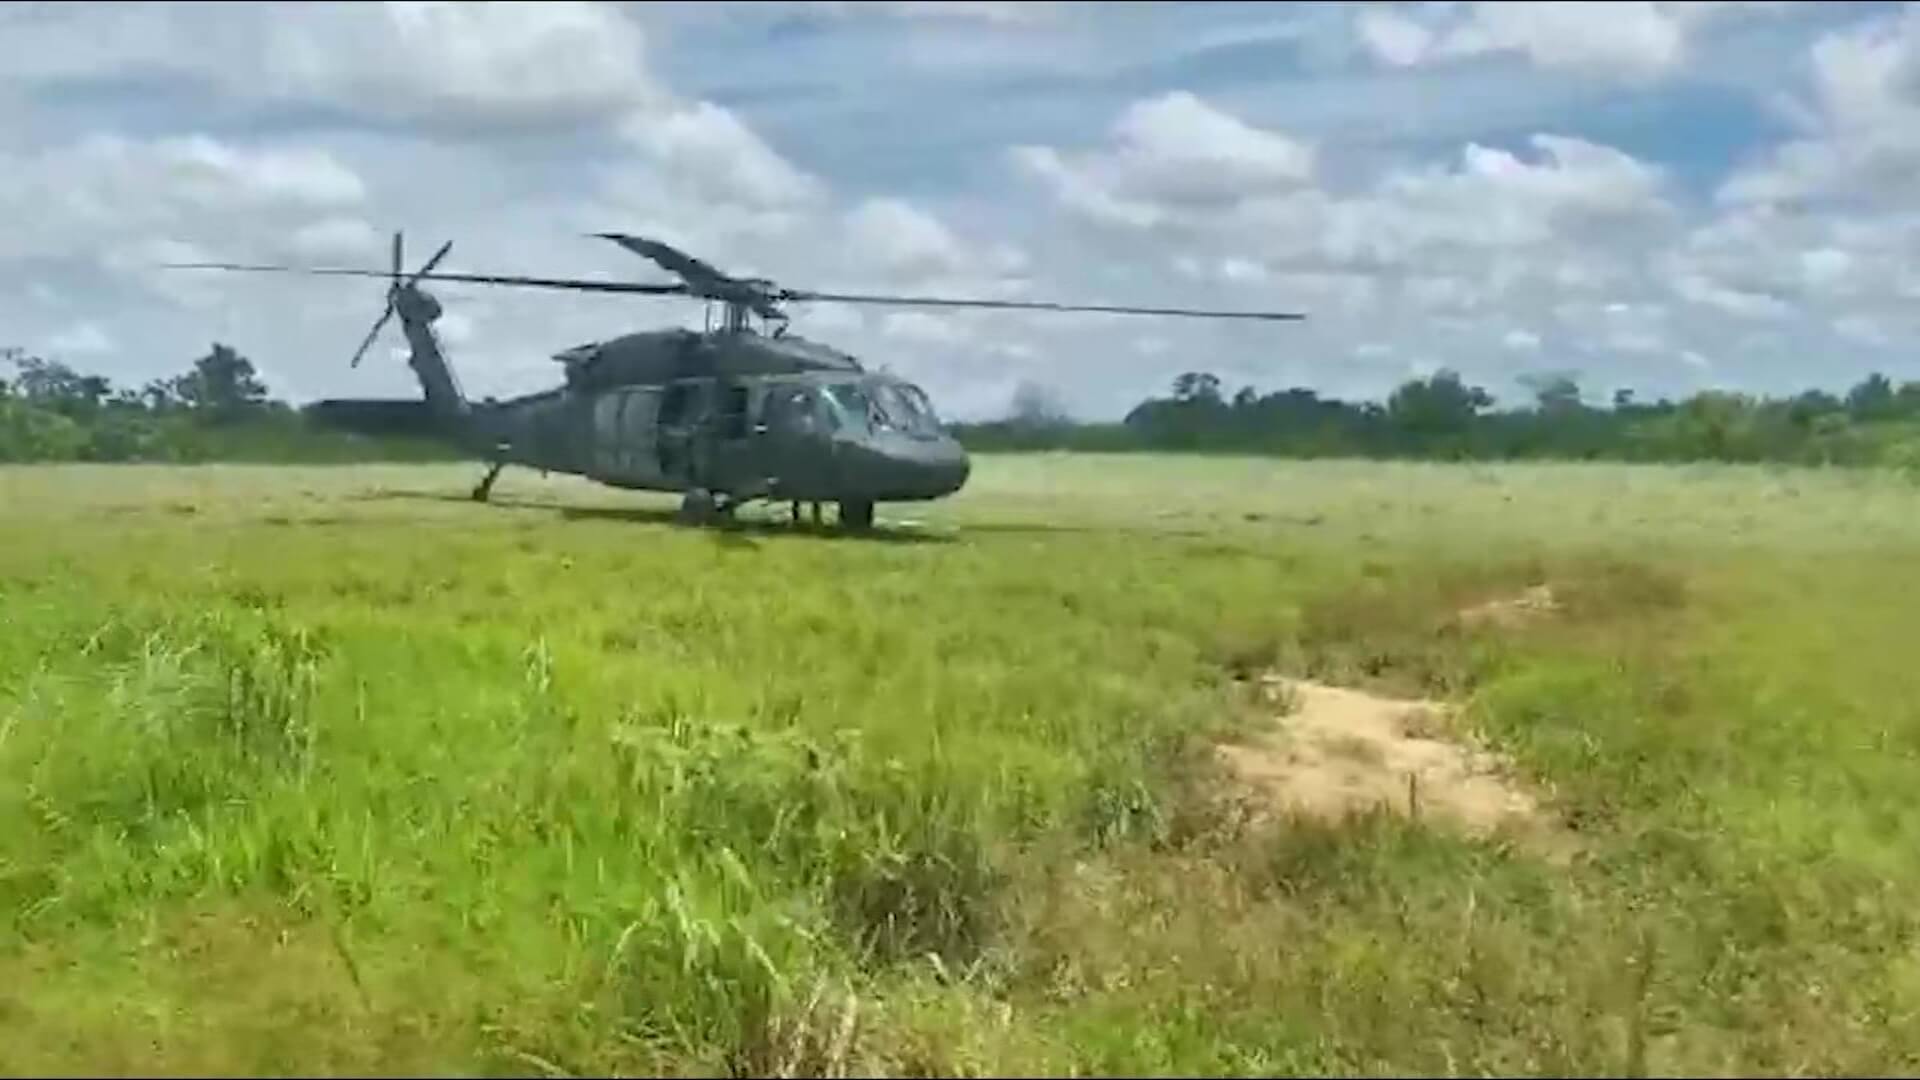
1520, 371, 1583, 415
1847, 372, 1896, 421
1007, 380, 1070, 429
6, 351, 110, 415
1788, 389, 1843, 427
172, 343, 269, 421
1897, 381, 1920, 417
1171, 371, 1223, 404
1232, 385, 1258, 410
1386, 369, 1493, 442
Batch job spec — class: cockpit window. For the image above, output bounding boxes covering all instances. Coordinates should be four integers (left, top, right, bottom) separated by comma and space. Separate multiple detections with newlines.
823, 379, 943, 437
822, 383, 875, 433
881, 382, 941, 432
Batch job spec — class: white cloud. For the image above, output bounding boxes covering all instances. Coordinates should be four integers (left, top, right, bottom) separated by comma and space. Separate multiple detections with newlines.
0, 2, 659, 135
1111, 91, 1317, 198
1218, 257, 1271, 284
1364, 134, 1673, 259
1608, 329, 1666, 354
1716, 5, 1920, 211
84, 134, 363, 210
436, 310, 476, 346
1439, 2, 1685, 79
1357, 8, 1434, 66
845, 198, 975, 281
0, 134, 367, 268
880, 310, 970, 346
1835, 314, 1890, 346
291, 217, 383, 262
619, 102, 825, 215
1805, 4, 1920, 134
0, 2, 1913, 421
1018, 97, 1671, 306
1013, 91, 1316, 229
43, 322, 115, 357
864, 1, 1062, 23
1658, 195, 1920, 346
1350, 1, 1797, 80
258, 1, 659, 129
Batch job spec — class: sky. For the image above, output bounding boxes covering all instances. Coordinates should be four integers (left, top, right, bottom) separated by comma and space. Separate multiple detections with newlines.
2, 0, 1918, 421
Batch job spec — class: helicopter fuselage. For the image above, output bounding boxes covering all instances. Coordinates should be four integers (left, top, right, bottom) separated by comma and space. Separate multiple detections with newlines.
187, 228, 1300, 525
318, 317, 971, 517
194, 229, 1301, 526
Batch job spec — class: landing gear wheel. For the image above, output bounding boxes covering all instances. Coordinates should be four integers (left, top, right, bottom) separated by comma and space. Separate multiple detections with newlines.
839, 499, 875, 531
678, 489, 719, 526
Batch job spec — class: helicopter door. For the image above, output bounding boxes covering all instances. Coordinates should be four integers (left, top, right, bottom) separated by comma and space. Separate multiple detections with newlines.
707, 381, 757, 494
655, 378, 709, 487
592, 392, 625, 479
758, 384, 828, 500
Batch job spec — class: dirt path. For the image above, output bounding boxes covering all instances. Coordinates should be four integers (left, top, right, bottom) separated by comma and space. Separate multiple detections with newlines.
1217, 674, 1578, 862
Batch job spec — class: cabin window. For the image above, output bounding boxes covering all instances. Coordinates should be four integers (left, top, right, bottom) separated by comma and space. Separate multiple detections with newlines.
764, 387, 819, 435
659, 382, 693, 427
719, 384, 750, 440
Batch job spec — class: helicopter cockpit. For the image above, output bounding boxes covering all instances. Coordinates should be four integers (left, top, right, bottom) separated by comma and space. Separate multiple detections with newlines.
822, 378, 944, 438
758, 373, 968, 501
764, 375, 946, 440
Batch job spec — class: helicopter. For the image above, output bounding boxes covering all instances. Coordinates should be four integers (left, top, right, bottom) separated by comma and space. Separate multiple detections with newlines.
168, 231, 1305, 530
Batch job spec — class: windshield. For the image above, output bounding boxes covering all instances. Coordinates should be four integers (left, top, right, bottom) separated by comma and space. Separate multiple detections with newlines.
878, 381, 942, 434
822, 379, 942, 437
821, 383, 874, 433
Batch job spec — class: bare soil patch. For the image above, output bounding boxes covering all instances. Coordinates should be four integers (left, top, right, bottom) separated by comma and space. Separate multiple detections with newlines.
1217, 675, 1578, 862
1451, 583, 1562, 631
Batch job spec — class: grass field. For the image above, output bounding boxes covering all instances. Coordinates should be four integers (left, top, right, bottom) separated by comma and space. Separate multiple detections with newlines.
5, 454, 1920, 1075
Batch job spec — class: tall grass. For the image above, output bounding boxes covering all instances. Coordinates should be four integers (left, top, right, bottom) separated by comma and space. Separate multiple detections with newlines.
3, 456, 1920, 1074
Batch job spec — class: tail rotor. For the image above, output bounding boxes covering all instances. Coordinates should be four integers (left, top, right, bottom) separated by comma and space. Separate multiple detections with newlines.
349, 231, 454, 368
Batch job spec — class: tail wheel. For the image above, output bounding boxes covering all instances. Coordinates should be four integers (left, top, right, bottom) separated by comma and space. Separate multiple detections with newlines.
678, 489, 718, 525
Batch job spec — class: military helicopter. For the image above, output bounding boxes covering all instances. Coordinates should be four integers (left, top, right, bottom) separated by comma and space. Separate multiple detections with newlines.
168, 232, 1304, 529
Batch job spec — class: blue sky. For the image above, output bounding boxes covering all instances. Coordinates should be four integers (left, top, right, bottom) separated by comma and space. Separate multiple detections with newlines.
2, 1, 1918, 420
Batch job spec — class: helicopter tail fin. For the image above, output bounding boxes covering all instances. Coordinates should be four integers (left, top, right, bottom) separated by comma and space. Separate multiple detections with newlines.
392, 285, 471, 424
353, 231, 470, 425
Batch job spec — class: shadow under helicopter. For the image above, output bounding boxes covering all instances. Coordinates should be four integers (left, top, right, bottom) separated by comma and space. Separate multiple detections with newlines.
348, 490, 1228, 544
356, 490, 961, 545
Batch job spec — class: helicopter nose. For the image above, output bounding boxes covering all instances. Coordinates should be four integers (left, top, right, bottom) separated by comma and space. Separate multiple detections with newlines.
923, 440, 970, 497
864, 435, 970, 499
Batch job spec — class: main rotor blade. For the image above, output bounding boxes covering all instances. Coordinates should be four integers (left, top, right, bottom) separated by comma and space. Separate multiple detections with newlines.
350, 303, 394, 369
163, 261, 693, 296
780, 289, 1307, 321
390, 231, 403, 281
592, 233, 781, 321
409, 239, 454, 285
593, 232, 735, 287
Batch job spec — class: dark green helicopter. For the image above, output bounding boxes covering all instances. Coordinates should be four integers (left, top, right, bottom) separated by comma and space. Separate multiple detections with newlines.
170, 232, 1304, 529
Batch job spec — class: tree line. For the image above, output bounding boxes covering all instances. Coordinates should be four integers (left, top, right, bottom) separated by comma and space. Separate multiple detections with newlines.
951, 369, 1920, 472
8, 343, 1920, 473
0, 344, 452, 463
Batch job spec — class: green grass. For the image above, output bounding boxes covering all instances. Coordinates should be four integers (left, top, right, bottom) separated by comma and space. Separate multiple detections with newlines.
4, 455, 1920, 1075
